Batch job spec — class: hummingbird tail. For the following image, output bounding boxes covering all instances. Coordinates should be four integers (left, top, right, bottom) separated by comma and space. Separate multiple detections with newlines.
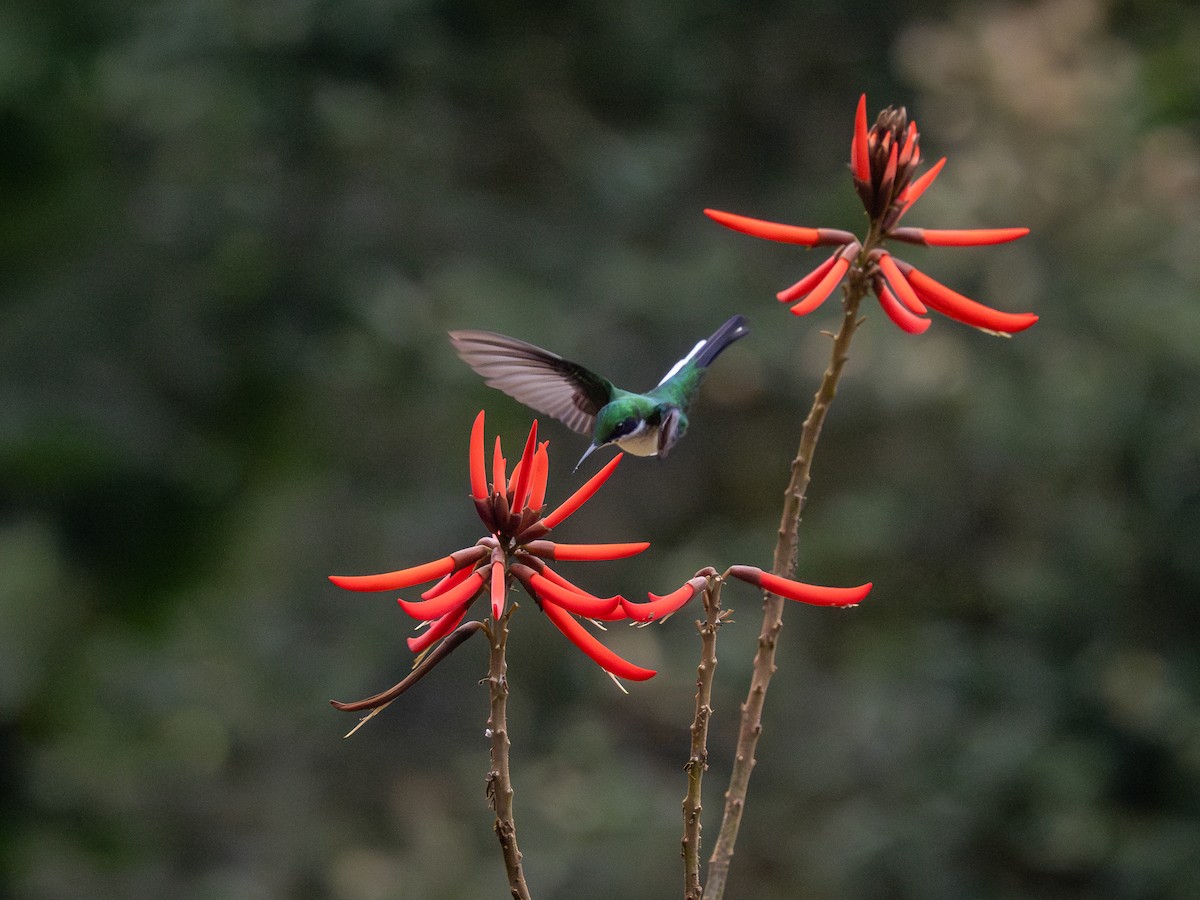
692, 314, 750, 369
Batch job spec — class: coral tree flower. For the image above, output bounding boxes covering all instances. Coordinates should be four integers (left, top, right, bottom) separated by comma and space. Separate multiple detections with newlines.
705, 94, 1037, 335
330, 411, 658, 682
620, 567, 873, 623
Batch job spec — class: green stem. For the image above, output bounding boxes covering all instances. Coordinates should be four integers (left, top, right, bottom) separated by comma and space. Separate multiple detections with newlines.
485, 607, 533, 900
702, 246, 875, 900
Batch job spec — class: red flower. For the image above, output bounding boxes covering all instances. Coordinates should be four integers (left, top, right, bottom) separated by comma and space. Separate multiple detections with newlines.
330, 411, 657, 682
619, 567, 873, 622
705, 94, 1037, 336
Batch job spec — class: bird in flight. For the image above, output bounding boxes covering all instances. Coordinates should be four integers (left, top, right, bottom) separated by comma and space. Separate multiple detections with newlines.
449, 315, 749, 469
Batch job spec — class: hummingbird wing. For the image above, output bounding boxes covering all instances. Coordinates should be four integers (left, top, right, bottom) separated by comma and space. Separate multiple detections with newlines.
449, 330, 615, 436
656, 407, 684, 458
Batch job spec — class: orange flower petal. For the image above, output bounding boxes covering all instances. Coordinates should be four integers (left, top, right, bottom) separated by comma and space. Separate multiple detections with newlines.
729, 565, 872, 607
877, 253, 927, 313
421, 562, 477, 600
540, 600, 656, 681
510, 421, 538, 511
398, 571, 485, 620
704, 208, 822, 246
541, 453, 623, 529
915, 227, 1030, 247
543, 541, 650, 562
874, 282, 932, 334
492, 436, 507, 502
852, 94, 870, 182
528, 571, 618, 617
330, 555, 456, 592
897, 157, 945, 216
790, 257, 850, 316
490, 560, 507, 620
620, 578, 703, 623
898, 121, 919, 169
528, 442, 550, 510
407, 602, 471, 654
776, 252, 840, 303
903, 265, 1039, 334
469, 410, 488, 500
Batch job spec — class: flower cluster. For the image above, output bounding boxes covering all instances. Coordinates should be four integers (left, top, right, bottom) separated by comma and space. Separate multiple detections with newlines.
331, 412, 874, 685
331, 411, 659, 681
705, 95, 1037, 335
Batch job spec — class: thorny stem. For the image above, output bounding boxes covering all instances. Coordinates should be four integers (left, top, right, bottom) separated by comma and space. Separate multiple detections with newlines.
682, 572, 725, 900
485, 606, 533, 900
702, 233, 877, 900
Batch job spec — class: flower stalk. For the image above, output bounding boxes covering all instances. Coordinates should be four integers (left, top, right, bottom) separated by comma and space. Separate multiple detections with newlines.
703, 261, 872, 900
485, 607, 533, 900
682, 569, 724, 900
701, 95, 1036, 897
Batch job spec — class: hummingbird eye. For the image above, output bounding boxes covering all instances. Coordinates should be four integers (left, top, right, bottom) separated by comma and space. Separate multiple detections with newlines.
612, 418, 640, 440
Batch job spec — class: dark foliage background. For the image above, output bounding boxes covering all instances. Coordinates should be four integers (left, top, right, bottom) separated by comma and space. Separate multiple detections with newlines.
2, 0, 1198, 897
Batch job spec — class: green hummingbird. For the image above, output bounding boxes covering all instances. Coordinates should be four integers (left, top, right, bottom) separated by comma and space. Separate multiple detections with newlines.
449, 315, 749, 469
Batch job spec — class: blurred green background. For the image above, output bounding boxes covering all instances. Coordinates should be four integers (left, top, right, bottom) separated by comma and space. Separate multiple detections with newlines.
3, 0, 1199, 897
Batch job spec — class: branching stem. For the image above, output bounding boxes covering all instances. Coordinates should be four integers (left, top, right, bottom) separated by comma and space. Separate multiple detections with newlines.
702, 236, 877, 900
682, 571, 725, 900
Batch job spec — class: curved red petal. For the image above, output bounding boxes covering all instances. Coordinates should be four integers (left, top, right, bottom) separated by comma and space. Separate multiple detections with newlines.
898, 121, 919, 168
398, 571, 485, 620
852, 94, 870, 182
492, 436, 507, 502
330, 555, 456, 592
776, 252, 840, 303
729, 565, 872, 607
758, 571, 872, 606
875, 282, 932, 334
421, 562, 477, 600
407, 602, 471, 654
528, 442, 550, 510
790, 257, 850, 316
469, 410, 488, 500
620, 581, 699, 623
490, 561, 507, 620
917, 227, 1030, 247
510, 421, 538, 511
529, 571, 618, 617
877, 253, 928, 313
540, 600, 656, 681
897, 157, 945, 217
541, 453, 623, 529
904, 266, 1039, 334
547, 541, 650, 562
703, 209, 822, 246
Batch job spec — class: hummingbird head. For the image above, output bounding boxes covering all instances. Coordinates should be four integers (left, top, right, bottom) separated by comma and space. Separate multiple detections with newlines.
593, 401, 651, 447
574, 404, 646, 472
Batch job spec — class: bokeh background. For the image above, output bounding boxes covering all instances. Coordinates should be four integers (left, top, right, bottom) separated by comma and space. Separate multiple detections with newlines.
3, 0, 1199, 897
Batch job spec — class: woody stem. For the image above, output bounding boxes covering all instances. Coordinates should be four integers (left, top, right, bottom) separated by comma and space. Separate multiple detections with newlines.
702, 238, 875, 900
682, 576, 725, 900
486, 606, 533, 900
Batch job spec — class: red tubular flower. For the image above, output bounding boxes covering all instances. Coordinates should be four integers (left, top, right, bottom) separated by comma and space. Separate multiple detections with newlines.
330, 411, 657, 685
540, 600, 656, 681
523, 539, 650, 562
398, 570, 486, 621
621, 574, 711, 623
407, 604, 471, 654
706, 93, 1037, 335
541, 454, 623, 529
728, 565, 872, 607
873, 278, 931, 335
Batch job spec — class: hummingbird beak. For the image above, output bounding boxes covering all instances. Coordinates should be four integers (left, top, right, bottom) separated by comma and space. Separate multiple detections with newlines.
573, 444, 598, 473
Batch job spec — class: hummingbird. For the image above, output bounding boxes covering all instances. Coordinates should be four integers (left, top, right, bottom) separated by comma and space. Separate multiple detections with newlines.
449, 315, 749, 469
